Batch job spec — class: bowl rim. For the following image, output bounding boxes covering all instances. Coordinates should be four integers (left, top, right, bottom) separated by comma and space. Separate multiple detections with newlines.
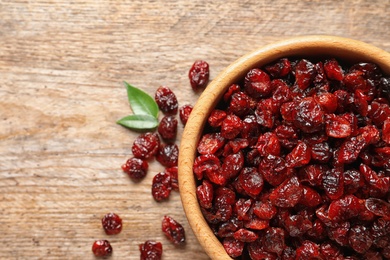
178, 35, 390, 259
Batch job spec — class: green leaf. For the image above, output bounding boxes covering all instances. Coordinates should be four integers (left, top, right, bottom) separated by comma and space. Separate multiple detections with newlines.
124, 81, 158, 118
116, 114, 159, 130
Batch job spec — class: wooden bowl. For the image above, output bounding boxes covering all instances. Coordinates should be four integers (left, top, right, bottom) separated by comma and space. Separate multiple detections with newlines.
178, 35, 390, 259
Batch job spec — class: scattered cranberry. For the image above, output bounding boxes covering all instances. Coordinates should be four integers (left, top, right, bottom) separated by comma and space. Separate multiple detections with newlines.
193, 57, 390, 259
179, 104, 193, 125
152, 172, 172, 201
121, 157, 148, 180
102, 213, 123, 235
165, 166, 179, 191
156, 143, 179, 167
139, 240, 162, 260
158, 116, 178, 140
155, 86, 178, 114
189, 60, 210, 90
92, 240, 112, 257
161, 215, 186, 245
132, 132, 160, 159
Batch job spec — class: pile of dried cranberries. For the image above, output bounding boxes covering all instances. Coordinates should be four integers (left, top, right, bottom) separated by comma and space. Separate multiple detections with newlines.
97, 60, 209, 259
193, 57, 390, 259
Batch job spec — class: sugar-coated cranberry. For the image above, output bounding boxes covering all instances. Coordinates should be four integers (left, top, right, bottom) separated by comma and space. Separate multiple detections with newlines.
92, 240, 113, 257
102, 213, 123, 235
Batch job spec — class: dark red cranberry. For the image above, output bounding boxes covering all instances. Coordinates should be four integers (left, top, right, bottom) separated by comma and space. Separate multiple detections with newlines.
152, 172, 171, 201
155, 86, 178, 114
158, 116, 178, 140
102, 213, 123, 235
179, 104, 192, 125
92, 240, 112, 257
189, 60, 210, 90
156, 143, 178, 167
221, 114, 243, 139
208, 109, 227, 128
132, 132, 160, 159
121, 157, 148, 180
139, 240, 162, 260
161, 215, 186, 245
292, 97, 325, 133
324, 58, 344, 81
165, 166, 178, 191
294, 59, 316, 90
244, 68, 272, 98
265, 58, 291, 78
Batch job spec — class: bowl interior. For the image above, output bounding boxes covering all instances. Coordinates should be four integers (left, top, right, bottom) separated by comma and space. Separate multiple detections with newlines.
178, 35, 390, 259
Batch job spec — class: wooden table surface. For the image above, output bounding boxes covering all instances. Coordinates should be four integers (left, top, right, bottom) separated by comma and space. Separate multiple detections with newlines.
1, 0, 389, 259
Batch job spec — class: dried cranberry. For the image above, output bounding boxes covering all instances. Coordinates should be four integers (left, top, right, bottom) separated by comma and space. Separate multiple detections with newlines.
295, 240, 322, 259
158, 116, 178, 140
197, 133, 225, 155
269, 176, 303, 208
292, 97, 325, 133
263, 227, 286, 255
102, 213, 122, 235
139, 240, 162, 260
314, 92, 338, 113
233, 228, 258, 242
189, 60, 209, 90
197, 179, 214, 209
294, 59, 316, 90
221, 114, 243, 139
285, 141, 311, 168
256, 132, 281, 157
244, 68, 272, 98
208, 109, 227, 128
152, 172, 171, 201
179, 104, 193, 125
92, 240, 112, 257
238, 167, 264, 198
324, 58, 344, 81
154, 86, 178, 115
161, 216, 186, 245
223, 84, 241, 102
222, 151, 244, 179
325, 114, 352, 138
121, 157, 148, 180
132, 132, 160, 159
265, 58, 291, 78
365, 198, 390, 219
348, 225, 373, 253
322, 167, 344, 200
193, 154, 221, 181
223, 237, 244, 258
252, 200, 277, 220
156, 143, 178, 167
165, 166, 178, 191
229, 92, 256, 117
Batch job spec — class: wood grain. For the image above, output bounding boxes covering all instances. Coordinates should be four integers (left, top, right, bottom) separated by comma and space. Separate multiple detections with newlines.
0, 0, 389, 259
